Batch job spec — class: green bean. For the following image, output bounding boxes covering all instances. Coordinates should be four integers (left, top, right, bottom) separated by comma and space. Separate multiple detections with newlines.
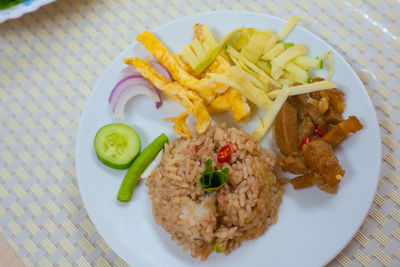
117, 133, 168, 202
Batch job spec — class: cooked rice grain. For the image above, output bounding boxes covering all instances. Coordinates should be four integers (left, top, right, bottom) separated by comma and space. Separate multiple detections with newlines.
146, 125, 283, 259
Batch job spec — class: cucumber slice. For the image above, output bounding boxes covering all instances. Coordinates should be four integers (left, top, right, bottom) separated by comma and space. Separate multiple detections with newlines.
94, 123, 141, 170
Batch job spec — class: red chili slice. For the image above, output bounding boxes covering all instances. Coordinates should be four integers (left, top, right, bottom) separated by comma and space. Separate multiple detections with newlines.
300, 138, 313, 150
217, 145, 231, 163
313, 127, 326, 137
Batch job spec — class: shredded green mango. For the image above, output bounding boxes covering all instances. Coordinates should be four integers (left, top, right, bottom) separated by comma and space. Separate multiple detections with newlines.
182, 25, 240, 74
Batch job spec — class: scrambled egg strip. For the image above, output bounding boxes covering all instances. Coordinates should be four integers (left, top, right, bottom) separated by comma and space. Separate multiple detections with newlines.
133, 57, 211, 135
206, 88, 250, 122
226, 88, 250, 122
173, 110, 192, 137
207, 93, 230, 113
136, 31, 221, 103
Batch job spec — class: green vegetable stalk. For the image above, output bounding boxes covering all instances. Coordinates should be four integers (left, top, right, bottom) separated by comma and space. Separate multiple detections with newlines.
117, 133, 168, 202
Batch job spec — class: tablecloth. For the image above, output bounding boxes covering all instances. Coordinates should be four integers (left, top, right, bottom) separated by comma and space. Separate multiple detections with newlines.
1, 0, 399, 266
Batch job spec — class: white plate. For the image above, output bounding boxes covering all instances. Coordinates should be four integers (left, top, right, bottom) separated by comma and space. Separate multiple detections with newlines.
75, 11, 381, 267
0, 0, 55, 23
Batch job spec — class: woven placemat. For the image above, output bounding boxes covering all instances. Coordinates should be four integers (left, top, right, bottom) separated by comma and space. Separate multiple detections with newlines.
1, 0, 399, 266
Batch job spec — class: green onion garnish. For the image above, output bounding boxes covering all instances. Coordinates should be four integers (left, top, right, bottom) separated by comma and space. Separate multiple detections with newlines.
214, 241, 227, 253
284, 42, 294, 49
199, 160, 229, 192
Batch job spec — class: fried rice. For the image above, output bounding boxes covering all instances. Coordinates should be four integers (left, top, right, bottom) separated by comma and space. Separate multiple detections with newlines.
146, 125, 283, 259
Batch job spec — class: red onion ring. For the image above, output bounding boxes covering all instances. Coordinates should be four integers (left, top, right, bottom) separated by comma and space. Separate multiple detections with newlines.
108, 75, 162, 120
120, 61, 172, 81
109, 60, 171, 121
149, 60, 172, 81
120, 66, 140, 77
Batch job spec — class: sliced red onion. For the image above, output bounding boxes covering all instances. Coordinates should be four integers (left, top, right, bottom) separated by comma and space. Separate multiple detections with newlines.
150, 60, 172, 81
120, 61, 172, 81
109, 60, 171, 121
120, 66, 140, 77
109, 75, 162, 121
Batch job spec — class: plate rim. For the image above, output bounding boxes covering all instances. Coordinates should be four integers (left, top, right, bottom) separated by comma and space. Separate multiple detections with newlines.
0, 0, 55, 23
75, 10, 382, 267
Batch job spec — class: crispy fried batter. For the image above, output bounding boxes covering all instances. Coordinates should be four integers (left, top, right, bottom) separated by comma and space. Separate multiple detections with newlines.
290, 174, 314, 189
322, 116, 363, 146
278, 153, 308, 174
302, 140, 344, 194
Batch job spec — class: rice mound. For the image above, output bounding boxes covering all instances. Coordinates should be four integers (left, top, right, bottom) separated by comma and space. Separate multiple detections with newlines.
146, 125, 283, 259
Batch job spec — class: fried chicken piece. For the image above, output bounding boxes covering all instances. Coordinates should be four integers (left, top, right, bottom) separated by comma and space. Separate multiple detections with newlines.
290, 173, 314, 189
297, 115, 315, 144
274, 101, 299, 155
278, 153, 308, 174
301, 140, 344, 194
322, 116, 363, 147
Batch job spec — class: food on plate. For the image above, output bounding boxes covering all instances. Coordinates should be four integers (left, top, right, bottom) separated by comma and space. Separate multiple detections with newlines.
120, 16, 338, 138
101, 16, 365, 200
274, 84, 363, 193
146, 125, 283, 260
93, 123, 141, 170
90, 15, 369, 263
93, 122, 168, 201
98, 16, 364, 205
118, 133, 169, 202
